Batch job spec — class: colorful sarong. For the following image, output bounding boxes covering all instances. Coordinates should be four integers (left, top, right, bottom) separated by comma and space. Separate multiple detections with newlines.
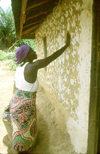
10, 90, 37, 152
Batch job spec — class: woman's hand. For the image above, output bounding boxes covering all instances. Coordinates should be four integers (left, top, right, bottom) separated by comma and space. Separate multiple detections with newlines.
65, 32, 70, 47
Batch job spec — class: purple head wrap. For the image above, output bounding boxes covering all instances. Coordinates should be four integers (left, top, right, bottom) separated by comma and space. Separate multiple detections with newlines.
14, 45, 30, 64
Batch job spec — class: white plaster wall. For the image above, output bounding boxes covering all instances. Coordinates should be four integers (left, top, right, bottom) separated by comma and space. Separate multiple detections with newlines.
35, 0, 93, 153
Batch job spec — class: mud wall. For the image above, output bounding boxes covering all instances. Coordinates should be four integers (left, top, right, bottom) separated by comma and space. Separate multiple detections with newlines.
35, 0, 93, 153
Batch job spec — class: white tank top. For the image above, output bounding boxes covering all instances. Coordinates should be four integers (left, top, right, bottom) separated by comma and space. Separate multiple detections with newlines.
15, 62, 38, 92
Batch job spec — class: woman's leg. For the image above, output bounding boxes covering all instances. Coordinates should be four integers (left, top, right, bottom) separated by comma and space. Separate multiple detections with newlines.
10, 91, 37, 152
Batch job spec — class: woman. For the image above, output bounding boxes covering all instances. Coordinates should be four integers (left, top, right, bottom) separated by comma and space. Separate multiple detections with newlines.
10, 33, 70, 154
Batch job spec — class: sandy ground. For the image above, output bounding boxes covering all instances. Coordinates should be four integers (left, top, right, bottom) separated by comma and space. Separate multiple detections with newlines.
0, 60, 75, 154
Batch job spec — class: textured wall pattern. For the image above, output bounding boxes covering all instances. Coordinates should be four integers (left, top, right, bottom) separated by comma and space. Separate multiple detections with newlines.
35, 0, 93, 153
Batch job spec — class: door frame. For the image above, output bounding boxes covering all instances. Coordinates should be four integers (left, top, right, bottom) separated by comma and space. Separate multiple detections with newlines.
87, 0, 100, 153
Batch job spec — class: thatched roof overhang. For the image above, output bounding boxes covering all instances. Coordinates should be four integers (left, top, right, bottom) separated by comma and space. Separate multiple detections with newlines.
11, 0, 22, 38
11, 0, 59, 39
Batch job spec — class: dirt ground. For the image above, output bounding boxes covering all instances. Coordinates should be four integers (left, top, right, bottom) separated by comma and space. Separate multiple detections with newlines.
0, 60, 75, 154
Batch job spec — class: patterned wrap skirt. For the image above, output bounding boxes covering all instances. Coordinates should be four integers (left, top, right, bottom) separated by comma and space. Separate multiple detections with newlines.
10, 90, 37, 152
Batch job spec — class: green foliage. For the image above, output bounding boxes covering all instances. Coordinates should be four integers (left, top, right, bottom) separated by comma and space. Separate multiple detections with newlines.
0, 50, 16, 70
0, 7, 16, 49
0, 37, 36, 70
16, 39, 36, 50
0, 50, 8, 60
0, 6, 36, 71
0, 7, 36, 50
0, 50, 15, 60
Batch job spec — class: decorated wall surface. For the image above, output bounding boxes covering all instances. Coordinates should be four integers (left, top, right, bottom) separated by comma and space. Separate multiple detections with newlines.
35, 0, 93, 153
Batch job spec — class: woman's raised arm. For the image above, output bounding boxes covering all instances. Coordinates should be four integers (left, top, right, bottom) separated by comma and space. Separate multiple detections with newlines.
24, 33, 70, 83
32, 32, 70, 70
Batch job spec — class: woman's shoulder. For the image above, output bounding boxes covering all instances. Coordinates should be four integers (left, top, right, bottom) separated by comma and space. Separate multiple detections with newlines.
25, 60, 40, 70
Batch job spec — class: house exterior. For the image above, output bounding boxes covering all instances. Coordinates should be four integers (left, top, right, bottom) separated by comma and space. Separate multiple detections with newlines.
35, 1, 92, 153
11, 0, 100, 153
